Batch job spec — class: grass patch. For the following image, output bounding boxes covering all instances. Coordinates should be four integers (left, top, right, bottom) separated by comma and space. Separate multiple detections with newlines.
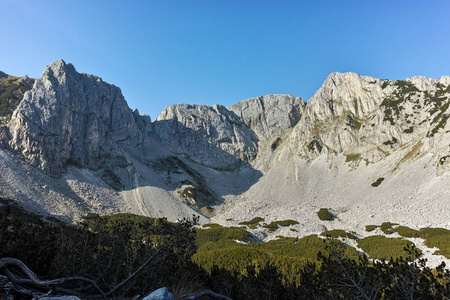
317, 208, 334, 221
357, 235, 419, 260
320, 229, 357, 240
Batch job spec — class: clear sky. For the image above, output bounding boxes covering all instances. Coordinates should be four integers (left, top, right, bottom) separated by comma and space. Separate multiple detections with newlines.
1, 0, 450, 119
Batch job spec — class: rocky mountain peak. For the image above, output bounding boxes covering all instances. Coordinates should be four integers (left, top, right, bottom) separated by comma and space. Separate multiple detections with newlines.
6, 60, 142, 176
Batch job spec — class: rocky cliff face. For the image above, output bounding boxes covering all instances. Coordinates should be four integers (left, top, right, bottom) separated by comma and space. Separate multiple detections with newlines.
6, 60, 142, 176
228, 94, 305, 140
287, 72, 450, 174
154, 103, 258, 170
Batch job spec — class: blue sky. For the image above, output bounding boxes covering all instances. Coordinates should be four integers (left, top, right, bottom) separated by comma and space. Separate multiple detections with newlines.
1, 0, 450, 119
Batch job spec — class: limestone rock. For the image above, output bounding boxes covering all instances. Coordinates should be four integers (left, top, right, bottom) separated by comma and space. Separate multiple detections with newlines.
154, 103, 258, 170
228, 94, 305, 140
143, 287, 174, 300
287, 72, 450, 174
7, 59, 142, 176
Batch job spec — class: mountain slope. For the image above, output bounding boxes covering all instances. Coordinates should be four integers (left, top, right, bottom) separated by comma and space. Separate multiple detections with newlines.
0, 61, 449, 240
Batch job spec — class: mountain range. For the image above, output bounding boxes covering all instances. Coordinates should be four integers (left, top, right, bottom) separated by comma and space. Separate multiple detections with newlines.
1, 60, 449, 249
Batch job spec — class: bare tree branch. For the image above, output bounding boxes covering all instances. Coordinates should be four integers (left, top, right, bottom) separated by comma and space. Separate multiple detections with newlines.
0, 257, 106, 299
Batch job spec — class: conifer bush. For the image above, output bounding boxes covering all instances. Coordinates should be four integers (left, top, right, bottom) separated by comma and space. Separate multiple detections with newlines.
317, 208, 334, 221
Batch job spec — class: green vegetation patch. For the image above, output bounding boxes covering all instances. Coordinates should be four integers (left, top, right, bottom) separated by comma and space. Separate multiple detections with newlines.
202, 223, 222, 229
238, 217, 264, 229
371, 177, 385, 187
345, 153, 361, 163
320, 229, 357, 240
380, 80, 419, 125
379, 222, 399, 234
195, 225, 251, 252
394, 226, 421, 238
383, 137, 398, 145
1, 207, 198, 296
0, 75, 34, 124
317, 208, 334, 221
271, 137, 282, 151
365, 225, 378, 232
357, 235, 419, 260
419, 228, 450, 258
193, 233, 360, 285
262, 219, 299, 232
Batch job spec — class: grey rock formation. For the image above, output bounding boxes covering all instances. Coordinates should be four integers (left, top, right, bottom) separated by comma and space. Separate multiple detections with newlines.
154, 103, 258, 170
228, 94, 305, 140
288, 72, 450, 174
142, 287, 174, 300
7, 60, 142, 176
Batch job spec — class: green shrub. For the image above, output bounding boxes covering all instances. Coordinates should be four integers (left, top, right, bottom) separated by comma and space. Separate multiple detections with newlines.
394, 226, 421, 238
239, 217, 264, 229
0, 205, 198, 297
419, 228, 450, 259
379, 222, 398, 234
357, 235, 419, 260
263, 222, 279, 232
345, 153, 361, 163
202, 223, 222, 228
271, 137, 282, 151
317, 208, 334, 221
262, 219, 299, 232
371, 177, 385, 187
366, 225, 378, 232
276, 219, 299, 227
419, 227, 450, 239
320, 229, 357, 240
425, 235, 450, 258
195, 226, 251, 251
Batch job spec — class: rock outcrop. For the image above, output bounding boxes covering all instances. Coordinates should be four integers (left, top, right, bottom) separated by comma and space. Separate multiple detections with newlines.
288, 72, 450, 174
154, 103, 258, 170
228, 94, 305, 140
7, 60, 142, 176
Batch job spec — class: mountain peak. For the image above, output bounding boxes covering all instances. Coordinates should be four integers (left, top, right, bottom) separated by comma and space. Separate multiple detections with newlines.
0, 71, 8, 79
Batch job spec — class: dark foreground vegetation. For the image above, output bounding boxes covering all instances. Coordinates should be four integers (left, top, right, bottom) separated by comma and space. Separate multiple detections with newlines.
1, 199, 450, 299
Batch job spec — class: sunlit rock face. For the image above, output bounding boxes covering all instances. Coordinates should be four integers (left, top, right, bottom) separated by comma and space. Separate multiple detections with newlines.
228, 94, 305, 140
287, 72, 450, 175
7, 60, 142, 176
